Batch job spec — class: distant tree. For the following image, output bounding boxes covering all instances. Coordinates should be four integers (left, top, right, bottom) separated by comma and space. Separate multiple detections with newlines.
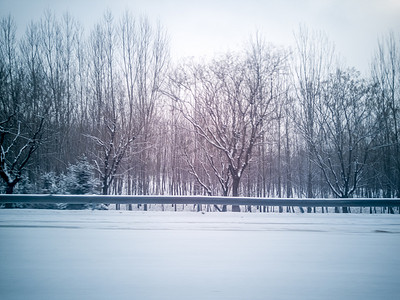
85, 12, 135, 196
64, 156, 99, 195
63, 156, 100, 209
372, 32, 400, 197
292, 26, 335, 203
311, 69, 378, 207
38, 157, 99, 209
40, 171, 60, 194
120, 12, 169, 206
38, 158, 99, 195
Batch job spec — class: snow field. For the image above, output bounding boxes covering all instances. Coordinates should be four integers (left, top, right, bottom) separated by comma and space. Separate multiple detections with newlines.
0, 210, 399, 300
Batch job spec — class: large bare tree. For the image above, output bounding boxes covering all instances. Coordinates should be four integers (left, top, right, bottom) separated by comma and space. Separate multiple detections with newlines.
167, 37, 288, 209
311, 68, 378, 204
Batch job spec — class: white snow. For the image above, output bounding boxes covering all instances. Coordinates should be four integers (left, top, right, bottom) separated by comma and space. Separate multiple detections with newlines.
0, 210, 399, 300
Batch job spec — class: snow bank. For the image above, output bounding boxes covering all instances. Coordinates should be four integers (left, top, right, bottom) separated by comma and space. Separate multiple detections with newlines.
0, 210, 399, 300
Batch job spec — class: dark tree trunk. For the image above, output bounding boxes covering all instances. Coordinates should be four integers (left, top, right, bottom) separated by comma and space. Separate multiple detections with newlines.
6, 182, 16, 194
232, 175, 241, 212
102, 181, 108, 195
3, 181, 18, 208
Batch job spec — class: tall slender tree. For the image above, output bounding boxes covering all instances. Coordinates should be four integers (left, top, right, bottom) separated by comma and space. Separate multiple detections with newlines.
292, 26, 335, 205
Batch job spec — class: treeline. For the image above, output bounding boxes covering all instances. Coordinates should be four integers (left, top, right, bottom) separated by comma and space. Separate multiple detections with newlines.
1, 11, 399, 199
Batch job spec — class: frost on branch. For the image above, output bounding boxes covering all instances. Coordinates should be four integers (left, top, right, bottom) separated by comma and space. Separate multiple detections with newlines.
0, 115, 45, 196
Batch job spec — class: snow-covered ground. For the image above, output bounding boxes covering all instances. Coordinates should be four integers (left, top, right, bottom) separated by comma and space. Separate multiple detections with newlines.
0, 210, 399, 300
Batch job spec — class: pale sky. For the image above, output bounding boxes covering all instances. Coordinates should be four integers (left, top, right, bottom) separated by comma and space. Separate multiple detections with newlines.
2, 0, 400, 74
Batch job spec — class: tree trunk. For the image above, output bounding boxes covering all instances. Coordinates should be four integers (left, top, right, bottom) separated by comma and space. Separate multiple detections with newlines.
6, 182, 16, 194
232, 176, 241, 212
4, 181, 18, 208
102, 178, 108, 195
307, 157, 313, 213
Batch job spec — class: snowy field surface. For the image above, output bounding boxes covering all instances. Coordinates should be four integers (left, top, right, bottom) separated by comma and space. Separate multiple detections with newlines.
1, 210, 399, 300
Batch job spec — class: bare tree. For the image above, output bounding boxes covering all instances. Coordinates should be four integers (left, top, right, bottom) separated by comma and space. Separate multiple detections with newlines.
0, 16, 49, 194
372, 32, 400, 197
292, 26, 335, 207
120, 12, 168, 207
0, 116, 45, 194
310, 69, 378, 210
167, 37, 288, 210
86, 12, 135, 196
85, 12, 168, 199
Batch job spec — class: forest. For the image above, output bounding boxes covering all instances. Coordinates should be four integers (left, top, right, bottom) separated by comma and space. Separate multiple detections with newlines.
1, 10, 399, 199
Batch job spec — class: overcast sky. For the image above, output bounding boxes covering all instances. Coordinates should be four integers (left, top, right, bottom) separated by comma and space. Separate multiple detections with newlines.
2, 0, 400, 74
